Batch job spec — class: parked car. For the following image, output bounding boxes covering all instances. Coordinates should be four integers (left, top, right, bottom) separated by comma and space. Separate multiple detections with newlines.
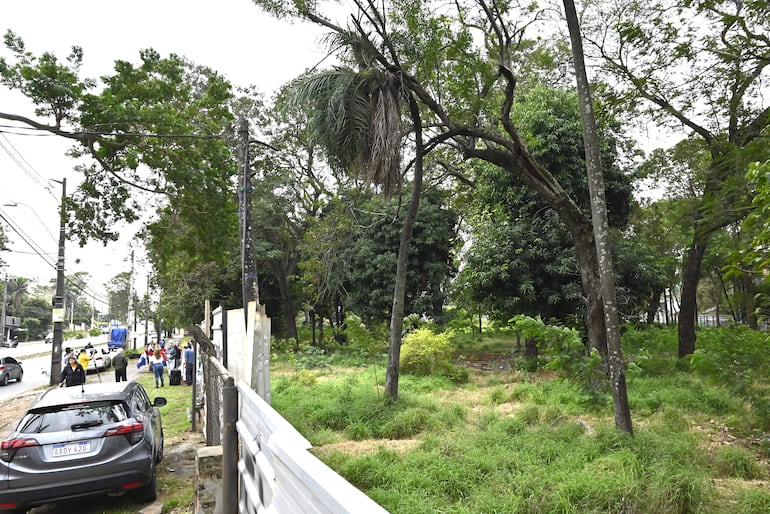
0, 381, 166, 512
86, 349, 112, 373
0, 336, 19, 348
0, 356, 23, 386
44, 332, 53, 344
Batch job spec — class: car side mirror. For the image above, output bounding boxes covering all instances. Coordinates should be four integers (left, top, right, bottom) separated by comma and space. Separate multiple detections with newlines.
153, 397, 167, 407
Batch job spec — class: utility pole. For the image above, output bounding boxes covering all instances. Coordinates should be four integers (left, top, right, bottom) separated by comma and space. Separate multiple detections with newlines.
50, 178, 66, 386
128, 249, 135, 348
0, 271, 7, 344
144, 274, 150, 347
238, 117, 260, 325
127, 249, 134, 327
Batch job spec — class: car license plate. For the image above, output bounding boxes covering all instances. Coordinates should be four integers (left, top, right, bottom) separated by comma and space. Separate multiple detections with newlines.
52, 441, 91, 457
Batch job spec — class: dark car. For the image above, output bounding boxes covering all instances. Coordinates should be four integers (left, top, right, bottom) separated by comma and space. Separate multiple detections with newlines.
0, 381, 166, 513
0, 357, 23, 386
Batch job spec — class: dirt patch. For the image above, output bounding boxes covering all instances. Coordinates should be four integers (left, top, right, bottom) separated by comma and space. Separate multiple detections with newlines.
313, 438, 422, 458
0, 392, 38, 438
162, 432, 206, 478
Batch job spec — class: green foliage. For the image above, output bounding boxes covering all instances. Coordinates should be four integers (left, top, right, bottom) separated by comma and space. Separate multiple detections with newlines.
688, 326, 770, 428
734, 488, 770, 513
293, 369, 318, 386
293, 346, 331, 371
454, 85, 634, 326
399, 328, 455, 378
711, 445, 762, 480
509, 315, 606, 394
269, 323, 770, 513
1, 32, 240, 326
724, 160, 770, 318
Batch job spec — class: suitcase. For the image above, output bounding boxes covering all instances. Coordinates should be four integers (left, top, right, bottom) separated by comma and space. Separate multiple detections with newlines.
169, 369, 182, 386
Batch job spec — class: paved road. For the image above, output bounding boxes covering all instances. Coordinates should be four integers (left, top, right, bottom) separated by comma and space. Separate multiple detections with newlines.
0, 337, 144, 403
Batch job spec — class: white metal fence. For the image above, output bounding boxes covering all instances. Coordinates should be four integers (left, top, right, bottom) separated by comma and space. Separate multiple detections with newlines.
231, 380, 389, 514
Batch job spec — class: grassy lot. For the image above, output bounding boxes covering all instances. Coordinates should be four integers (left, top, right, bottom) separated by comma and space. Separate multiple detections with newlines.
269, 323, 770, 514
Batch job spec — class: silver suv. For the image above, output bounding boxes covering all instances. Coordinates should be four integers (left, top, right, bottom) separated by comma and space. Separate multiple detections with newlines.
0, 381, 166, 513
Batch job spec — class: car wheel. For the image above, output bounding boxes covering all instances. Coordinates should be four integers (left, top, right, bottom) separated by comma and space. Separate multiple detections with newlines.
16, 370, 22, 382
155, 429, 164, 464
132, 467, 158, 502
1, 374, 8, 386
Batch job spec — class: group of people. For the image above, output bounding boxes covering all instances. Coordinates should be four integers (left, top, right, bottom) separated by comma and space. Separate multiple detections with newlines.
58, 346, 130, 387
58, 339, 194, 388
137, 339, 196, 388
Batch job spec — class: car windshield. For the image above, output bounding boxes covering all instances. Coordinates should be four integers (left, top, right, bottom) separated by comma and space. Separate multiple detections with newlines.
18, 401, 129, 434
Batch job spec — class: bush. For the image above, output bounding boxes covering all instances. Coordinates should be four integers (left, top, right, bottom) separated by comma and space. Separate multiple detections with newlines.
400, 328, 455, 377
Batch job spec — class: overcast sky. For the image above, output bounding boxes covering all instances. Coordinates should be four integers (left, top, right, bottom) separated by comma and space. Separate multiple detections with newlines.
0, 0, 331, 308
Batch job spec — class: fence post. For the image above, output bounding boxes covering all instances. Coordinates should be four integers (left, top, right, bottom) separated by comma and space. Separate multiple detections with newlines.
222, 376, 238, 513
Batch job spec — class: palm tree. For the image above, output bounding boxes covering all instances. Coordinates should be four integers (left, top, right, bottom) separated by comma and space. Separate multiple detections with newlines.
291, 58, 425, 400
9, 276, 29, 311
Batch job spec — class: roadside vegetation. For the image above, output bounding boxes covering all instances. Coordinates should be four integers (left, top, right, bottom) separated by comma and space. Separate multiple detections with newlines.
270, 319, 770, 513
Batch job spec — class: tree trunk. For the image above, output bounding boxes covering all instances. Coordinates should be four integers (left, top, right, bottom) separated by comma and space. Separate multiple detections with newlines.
384, 95, 424, 401
678, 239, 706, 357
564, 0, 633, 434
740, 274, 757, 330
647, 288, 662, 324
274, 271, 298, 341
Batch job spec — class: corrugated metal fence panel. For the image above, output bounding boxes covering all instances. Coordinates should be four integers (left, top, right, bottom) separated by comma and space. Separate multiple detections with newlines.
269, 433, 390, 514
235, 380, 389, 513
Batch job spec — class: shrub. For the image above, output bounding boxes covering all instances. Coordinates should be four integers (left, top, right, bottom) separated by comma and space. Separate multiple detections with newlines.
400, 328, 455, 377
293, 369, 318, 386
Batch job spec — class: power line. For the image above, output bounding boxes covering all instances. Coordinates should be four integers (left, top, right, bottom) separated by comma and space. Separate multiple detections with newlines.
0, 133, 53, 191
0, 210, 110, 305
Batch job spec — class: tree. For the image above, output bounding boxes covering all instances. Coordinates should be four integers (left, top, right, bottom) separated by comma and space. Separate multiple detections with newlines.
345, 189, 458, 324
0, 32, 241, 327
5, 276, 30, 313
251, 0, 634, 427
563, 0, 631, 432
724, 160, 770, 322
459, 86, 633, 325
615, 201, 679, 323
244, 87, 337, 341
106, 271, 131, 323
288, 58, 425, 400
585, 0, 770, 356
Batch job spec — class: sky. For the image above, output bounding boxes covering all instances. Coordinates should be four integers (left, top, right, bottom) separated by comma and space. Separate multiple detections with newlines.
0, 0, 332, 310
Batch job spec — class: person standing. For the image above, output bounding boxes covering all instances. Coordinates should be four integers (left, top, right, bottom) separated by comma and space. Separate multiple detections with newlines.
112, 348, 129, 382
150, 350, 165, 388
77, 349, 91, 371
183, 343, 195, 386
61, 348, 74, 369
59, 357, 86, 387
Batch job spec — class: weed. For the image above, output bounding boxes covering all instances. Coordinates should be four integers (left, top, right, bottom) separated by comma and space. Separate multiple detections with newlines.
712, 445, 763, 479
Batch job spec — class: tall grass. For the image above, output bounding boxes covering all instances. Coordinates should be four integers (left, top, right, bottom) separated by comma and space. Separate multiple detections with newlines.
271, 324, 770, 513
